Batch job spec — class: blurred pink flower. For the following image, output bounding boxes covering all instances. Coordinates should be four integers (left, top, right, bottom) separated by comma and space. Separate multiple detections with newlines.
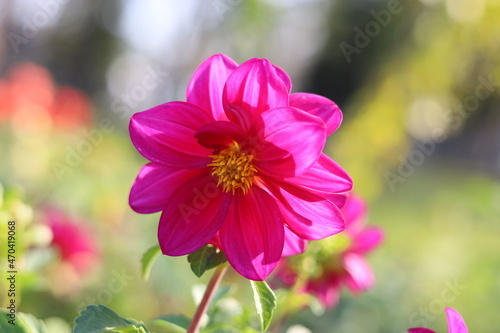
408, 308, 468, 333
45, 208, 99, 275
0, 62, 92, 129
273, 194, 383, 308
129, 54, 352, 280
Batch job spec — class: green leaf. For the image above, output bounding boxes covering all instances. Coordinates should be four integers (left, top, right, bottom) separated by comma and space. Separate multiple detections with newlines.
187, 245, 218, 277
205, 251, 228, 270
19, 313, 49, 333
125, 318, 150, 331
106, 326, 147, 333
150, 314, 190, 333
0, 308, 48, 333
73, 304, 150, 333
141, 245, 161, 280
250, 281, 277, 332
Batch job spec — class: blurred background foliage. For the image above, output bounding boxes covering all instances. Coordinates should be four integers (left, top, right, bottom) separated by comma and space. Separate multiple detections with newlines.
0, 0, 499, 332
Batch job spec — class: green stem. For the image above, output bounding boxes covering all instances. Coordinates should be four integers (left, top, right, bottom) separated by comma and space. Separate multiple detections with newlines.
187, 264, 228, 333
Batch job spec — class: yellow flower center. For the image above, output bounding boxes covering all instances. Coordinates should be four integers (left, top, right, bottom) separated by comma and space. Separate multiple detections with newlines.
208, 142, 257, 195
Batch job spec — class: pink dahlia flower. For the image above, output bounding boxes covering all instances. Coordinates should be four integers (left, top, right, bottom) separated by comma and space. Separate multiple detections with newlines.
39, 208, 100, 297
273, 194, 384, 307
408, 308, 468, 333
44, 208, 100, 274
129, 54, 352, 280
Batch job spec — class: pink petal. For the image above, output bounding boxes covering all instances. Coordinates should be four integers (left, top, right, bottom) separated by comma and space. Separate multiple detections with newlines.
252, 107, 326, 177
445, 308, 468, 333
342, 194, 368, 231
283, 153, 353, 207
45, 210, 98, 272
219, 187, 284, 281
186, 54, 238, 120
223, 58, 288, 118
350, 227, 384, 254
130, 102, 213, 168
195, 120, 245, 149
265, 181, 344, 240
129, 163, 205, 214
273, 64, 292, 93
306, 278, 341, 309
290, 93, 342, 136
224, 103, 255, 132
408, 329, 436, 333
158, 173, 232, 256
318, 285, 341, 309
272, 261, 298, 288
209, 232, 223, 251
342, 253, 374, 293
282, 227, 307, 256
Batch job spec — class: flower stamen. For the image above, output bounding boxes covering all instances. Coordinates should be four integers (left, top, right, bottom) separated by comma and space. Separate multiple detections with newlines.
208, 142, 257, 195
